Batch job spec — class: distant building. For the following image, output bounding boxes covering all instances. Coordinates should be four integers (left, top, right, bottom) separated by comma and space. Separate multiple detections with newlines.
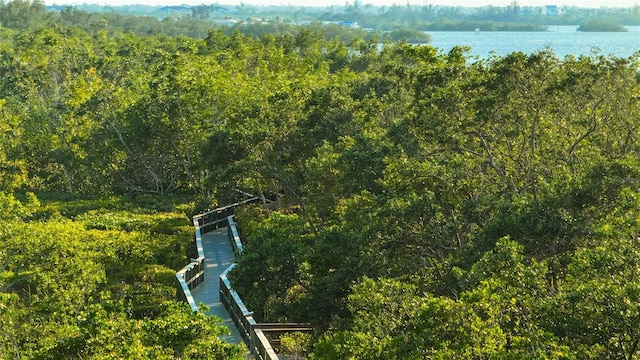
544, 5, 561, 16
338, 21, 359, 28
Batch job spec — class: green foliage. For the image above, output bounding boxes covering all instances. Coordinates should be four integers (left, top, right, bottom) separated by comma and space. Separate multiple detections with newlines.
382, 29, 431, 43
0, 0, 51, 30
280, 331, 312, 359
312, 278, 507, 359
229, 209, 315, 322
229, 21, 373, 45
41, 2, 640, 34
217, 37, 640, 358
1, 11, 640, 358
0, 194, 243, 359
578, 20, 628, 32
0, 191, 39, 220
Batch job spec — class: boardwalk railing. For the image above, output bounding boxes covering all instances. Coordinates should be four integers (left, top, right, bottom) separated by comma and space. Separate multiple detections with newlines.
176, 192, 312, 359
221, 217, 313, 360
176, 194, 260, 312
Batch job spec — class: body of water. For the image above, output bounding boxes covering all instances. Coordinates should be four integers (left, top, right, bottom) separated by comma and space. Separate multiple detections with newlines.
428, 26, 640, 59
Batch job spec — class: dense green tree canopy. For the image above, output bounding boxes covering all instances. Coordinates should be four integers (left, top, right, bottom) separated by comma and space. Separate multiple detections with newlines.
0, 194, 244, 359
1, 5, 640, 358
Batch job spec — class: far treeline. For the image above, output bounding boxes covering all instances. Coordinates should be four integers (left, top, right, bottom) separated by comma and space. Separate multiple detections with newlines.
50, 0, 640, 32
1, 0, 640, 358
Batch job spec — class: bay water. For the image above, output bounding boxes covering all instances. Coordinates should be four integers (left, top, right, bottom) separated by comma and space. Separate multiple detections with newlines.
427, 25, 640, 59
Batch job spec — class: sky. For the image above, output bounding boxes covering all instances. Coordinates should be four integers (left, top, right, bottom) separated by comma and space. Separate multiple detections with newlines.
47, 0, 639, 8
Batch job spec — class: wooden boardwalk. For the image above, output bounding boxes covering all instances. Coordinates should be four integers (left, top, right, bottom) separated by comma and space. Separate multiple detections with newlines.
189, 227, 244, 345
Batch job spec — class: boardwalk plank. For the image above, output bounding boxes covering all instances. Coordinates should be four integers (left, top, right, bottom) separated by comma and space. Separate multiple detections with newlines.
190, 227, 244, 344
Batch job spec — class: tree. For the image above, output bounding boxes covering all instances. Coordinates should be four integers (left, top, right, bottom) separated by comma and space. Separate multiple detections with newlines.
312, 277, 508, 359
0, 0, 52, 30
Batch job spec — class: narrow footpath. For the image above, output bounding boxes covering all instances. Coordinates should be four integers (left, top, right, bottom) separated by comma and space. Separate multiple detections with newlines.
189, 227, 244, 344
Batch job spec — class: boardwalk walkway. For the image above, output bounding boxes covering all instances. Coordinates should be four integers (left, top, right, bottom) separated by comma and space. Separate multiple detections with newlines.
189, 227, 244, 344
